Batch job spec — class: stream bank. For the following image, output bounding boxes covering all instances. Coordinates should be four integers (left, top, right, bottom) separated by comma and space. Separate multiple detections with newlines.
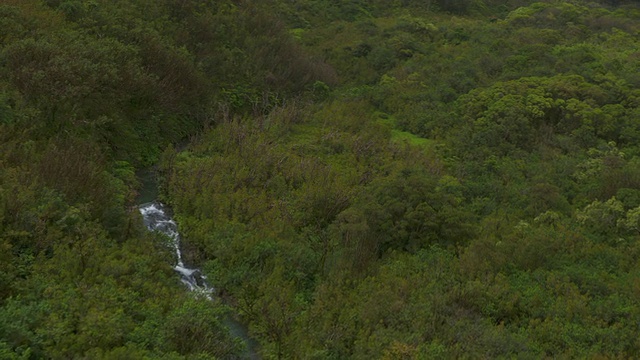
137, 170, 260, 359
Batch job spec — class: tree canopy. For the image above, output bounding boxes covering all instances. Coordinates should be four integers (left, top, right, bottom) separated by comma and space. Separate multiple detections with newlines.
1, 0, 640, 358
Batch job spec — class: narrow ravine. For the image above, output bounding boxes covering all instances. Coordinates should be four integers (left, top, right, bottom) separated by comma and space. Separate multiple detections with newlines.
138, 181, 259, 358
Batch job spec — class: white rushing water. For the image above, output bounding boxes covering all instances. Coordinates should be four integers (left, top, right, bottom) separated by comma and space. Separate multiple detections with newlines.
139, 201, 214, 298
139, 200, 260, 358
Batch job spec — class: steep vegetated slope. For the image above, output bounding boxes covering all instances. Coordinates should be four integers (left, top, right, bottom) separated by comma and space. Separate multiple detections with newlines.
162, 0, 640, 358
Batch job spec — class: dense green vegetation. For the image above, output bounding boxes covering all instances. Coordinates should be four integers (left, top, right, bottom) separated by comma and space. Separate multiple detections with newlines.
2, 0, 640, 358
0, 0, 329, 358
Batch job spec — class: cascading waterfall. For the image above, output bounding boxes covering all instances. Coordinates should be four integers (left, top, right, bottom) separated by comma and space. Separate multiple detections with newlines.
139, 201, 213, 298
138, 199, 260, 359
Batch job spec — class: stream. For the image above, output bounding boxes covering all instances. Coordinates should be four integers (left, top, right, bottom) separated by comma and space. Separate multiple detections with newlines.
137, 171, 259, 359
139, 202, 214, 297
